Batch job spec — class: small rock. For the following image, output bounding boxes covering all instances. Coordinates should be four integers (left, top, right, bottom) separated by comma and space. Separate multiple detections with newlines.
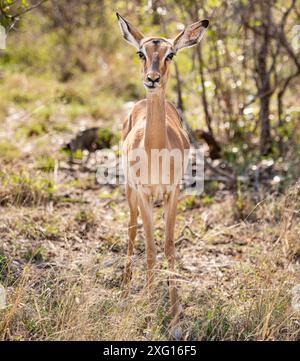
171, 325, 183, 341
103, 259, 115, 268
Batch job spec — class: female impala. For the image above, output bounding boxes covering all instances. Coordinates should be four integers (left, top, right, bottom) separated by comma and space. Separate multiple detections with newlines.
117, 13, 209, 323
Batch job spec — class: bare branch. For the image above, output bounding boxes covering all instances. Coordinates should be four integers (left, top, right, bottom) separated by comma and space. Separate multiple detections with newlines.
12, 0, 47, 18
5, 0, 48, 32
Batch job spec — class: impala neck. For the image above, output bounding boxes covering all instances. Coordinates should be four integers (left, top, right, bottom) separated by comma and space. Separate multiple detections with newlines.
145, 89, 167, 150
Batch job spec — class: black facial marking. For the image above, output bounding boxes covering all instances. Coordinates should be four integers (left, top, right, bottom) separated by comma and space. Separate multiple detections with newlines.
152, 39, 160, 45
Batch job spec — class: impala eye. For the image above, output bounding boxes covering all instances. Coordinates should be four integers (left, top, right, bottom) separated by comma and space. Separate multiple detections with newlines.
166, 53, 175, 61
137, 51, 146, 60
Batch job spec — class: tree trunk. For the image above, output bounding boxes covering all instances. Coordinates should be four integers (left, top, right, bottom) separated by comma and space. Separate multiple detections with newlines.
196, 45, 213, 135
196, 130, 221, 159
259, 92, 272, 155
150, 0, 160, 25
277, 92, 284, 154
196, 45, 222, 158
258, 1, 272, 155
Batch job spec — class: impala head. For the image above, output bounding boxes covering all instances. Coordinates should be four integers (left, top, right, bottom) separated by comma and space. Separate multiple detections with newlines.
116, 13, 209, 92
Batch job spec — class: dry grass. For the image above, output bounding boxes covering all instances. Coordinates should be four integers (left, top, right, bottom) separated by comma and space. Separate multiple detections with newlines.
0, 171, 300, 340
0, 71, 299, 341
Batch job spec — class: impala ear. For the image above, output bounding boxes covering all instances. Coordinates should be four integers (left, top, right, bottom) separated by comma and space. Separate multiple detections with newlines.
173, 19, 209, 52
116, 13, 144, 49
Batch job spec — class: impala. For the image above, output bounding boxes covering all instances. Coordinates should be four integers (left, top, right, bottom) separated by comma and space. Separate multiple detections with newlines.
117, 13, 209, 326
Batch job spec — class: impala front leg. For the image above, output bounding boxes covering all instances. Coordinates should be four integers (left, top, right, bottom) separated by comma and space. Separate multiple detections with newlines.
138, 189, 156, 293
123, 186, 138, 294
164, 186, 181, 319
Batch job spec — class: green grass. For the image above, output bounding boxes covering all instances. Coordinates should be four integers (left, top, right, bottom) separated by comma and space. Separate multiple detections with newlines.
0, 170, 56, 206
0, 141, 21, 163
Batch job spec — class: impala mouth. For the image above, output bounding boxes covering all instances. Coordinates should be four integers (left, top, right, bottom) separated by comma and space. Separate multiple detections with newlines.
144, 82, 158, 90
145, 84, 155, 89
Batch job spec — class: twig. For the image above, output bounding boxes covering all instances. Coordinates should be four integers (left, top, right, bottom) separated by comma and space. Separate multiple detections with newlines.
244, 198, 267, 222
7, 0, 48, 32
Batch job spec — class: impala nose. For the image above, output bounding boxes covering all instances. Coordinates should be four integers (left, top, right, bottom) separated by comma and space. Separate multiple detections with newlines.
147, 73, 160, 84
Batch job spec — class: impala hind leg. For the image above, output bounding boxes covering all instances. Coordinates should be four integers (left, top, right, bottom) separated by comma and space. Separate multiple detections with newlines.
123, 186, 138, 292
164, 186, 181, 320
138, 190, 156, 293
